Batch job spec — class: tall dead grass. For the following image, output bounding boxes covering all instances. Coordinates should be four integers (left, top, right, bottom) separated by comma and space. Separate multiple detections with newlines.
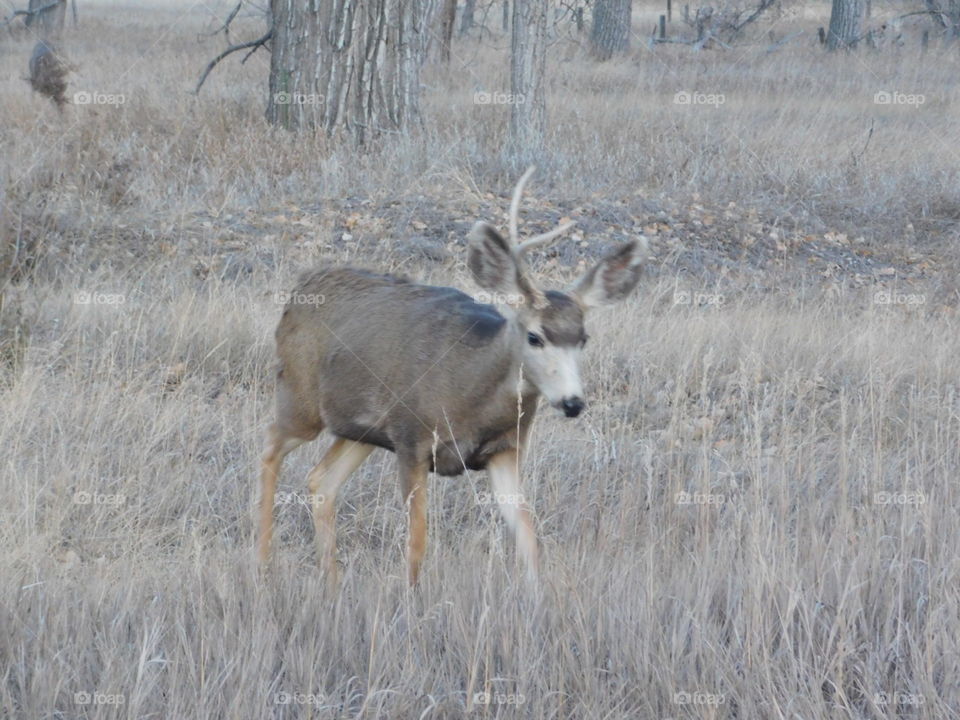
1, 2, 959, 719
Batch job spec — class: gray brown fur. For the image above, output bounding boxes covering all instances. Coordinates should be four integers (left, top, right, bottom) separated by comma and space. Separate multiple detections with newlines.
275, 267, 540, 475
28, 41, 68, 110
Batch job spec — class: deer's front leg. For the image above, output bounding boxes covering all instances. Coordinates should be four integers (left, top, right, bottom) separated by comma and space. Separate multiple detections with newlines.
487, 448, 539, 583
307, 438, 375, 585
399, 456, 429, 586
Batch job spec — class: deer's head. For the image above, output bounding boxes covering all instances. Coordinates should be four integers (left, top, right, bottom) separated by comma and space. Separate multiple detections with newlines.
467, 168, 646, 417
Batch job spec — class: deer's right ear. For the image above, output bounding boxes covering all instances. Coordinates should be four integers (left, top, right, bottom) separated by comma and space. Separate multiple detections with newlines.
570, 238, 647, 310
467, 222, 526, 297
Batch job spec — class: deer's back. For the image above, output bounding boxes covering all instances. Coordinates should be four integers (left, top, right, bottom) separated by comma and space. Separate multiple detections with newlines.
275, 268, 528, 472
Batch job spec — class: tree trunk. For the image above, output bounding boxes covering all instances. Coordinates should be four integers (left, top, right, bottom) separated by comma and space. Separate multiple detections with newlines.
826, 0, 864, 50
438, 0, 456, 61
590, 0, 631, 60
459, 0, 475, 35
267, 0, 437, 142
509, 0, 547, 160
26, 0, 66, 38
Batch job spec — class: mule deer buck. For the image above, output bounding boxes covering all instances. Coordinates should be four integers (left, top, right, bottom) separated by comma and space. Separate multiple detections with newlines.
259, 168, 646, 586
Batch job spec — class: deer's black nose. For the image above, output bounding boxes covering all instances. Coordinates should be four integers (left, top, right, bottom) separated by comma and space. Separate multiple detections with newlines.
562, 397, 585, 418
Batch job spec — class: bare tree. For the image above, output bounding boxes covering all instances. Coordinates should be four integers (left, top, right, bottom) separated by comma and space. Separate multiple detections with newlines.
509, 0, 547, 159
25, 0, 65, 36
438, 0, 457, 61
266, 0, 438, 142
827, 0, 864, 49
590, 0, 631, 60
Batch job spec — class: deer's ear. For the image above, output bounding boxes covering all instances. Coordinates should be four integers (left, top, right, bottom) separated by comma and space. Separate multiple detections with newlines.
570, 239, 646, 310
467, 222, 532, 302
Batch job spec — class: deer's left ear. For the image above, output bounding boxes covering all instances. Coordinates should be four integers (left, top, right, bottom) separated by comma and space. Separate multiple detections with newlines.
570, 238, 647, 310
467, 221, 546, 308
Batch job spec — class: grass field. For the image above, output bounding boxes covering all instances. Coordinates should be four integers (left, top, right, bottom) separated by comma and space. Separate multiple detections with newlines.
2, 2, 960, 718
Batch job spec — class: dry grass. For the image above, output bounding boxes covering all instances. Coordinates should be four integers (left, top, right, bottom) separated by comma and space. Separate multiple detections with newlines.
2, 1, 960, 718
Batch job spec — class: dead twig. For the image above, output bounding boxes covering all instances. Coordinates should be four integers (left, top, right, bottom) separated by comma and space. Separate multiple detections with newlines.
851, 119, 875, 167
764, 30, 804, 53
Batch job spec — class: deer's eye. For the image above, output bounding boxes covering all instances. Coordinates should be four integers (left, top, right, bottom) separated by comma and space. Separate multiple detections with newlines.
527, 332, 545, 348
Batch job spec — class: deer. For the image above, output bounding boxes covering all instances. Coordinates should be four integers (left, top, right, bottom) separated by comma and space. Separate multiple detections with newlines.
258, 167, 647, 587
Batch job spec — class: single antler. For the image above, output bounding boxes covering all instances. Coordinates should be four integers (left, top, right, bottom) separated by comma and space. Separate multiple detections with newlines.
503, 166, 577, 310
508, 166, 577, 256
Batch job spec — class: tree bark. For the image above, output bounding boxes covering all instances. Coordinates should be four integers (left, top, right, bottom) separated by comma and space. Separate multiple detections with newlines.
590, 0, 631, 60
459, 0, 475, 34
267, 0, 437, 142
438, 0, 456, 61
826, 0, 864, 50
509, 0, 547, 160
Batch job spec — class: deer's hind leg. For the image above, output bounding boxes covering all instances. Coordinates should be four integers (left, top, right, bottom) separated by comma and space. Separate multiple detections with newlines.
258, 371, 324, 567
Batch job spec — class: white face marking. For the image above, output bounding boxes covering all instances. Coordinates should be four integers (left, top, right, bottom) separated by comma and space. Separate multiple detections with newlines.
523, 335, 584, 407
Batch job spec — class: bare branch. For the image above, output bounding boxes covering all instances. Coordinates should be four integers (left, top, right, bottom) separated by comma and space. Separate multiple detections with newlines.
2, 0, 62, 28
730, 0, 776, 36
203, 1, 242, 39
924, 0, 949, 29
894, 9, 952, 24
194, 30, 271, 94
